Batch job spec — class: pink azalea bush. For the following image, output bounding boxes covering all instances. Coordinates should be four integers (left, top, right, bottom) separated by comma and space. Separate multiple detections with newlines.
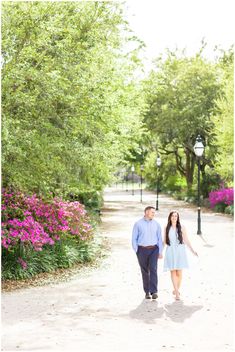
1, 189, 93, 254
208, 188, 234, 208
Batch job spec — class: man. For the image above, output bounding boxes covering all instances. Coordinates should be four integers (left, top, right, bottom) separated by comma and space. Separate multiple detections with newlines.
132, 206, 163, 299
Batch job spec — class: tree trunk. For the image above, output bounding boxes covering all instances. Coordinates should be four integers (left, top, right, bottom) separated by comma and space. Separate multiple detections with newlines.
185, 149, 195, 193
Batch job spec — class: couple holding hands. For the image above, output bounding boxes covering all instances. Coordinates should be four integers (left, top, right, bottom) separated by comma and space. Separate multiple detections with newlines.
132, 206, 198, 301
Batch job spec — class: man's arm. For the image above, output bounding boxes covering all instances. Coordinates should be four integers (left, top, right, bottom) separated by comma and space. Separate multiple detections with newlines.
132, 222, 139, 253
157, 224, 163, 258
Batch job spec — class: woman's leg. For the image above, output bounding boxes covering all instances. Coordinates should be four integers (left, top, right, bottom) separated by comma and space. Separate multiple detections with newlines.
170, 270, 180, 299
176, 270, 182, 292
172, 270, 183, 295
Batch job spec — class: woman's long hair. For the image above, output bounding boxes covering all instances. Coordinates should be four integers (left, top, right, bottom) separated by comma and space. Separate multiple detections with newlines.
165, 211, 183, 245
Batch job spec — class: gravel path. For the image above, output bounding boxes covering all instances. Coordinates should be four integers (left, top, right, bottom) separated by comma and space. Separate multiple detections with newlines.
1, 187, 234, 351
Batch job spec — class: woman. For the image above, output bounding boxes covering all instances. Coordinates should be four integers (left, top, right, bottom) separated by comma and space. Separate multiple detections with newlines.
163, 211, 198, 300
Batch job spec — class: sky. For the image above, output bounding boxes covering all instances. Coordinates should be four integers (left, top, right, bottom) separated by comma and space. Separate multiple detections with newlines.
123, 0, 234, 68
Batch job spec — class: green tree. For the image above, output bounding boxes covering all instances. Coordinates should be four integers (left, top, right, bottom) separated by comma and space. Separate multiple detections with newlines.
1, 1, 145, 196
143, 49, 222, 192
212, 49, 234, 184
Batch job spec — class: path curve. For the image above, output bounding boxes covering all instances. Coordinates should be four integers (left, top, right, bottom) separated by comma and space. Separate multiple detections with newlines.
1, 187, 234, 351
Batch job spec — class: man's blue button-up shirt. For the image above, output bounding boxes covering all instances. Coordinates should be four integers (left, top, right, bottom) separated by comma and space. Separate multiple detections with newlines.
132, 217, 163, 254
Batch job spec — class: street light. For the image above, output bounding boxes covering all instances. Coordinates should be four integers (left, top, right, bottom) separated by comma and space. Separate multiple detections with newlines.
156, 156, 161, 210
140, 165, 144, 203
125, 168, 128, 192
131, 165, 135, 196
193, 135, 205, 235
121, 169, 125, 189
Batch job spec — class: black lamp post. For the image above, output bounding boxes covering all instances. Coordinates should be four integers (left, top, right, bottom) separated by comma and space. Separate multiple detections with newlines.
140, 165, 144, 203
131, 165, 135, 196
121, 169, 124, 189
125, 168, 128, 192
156, 156, 161, 210
193, 135, 205, 235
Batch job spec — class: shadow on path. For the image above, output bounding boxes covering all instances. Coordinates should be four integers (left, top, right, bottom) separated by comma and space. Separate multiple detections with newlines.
129, 299, 164, 324
129, 299, 203, 324
198, 235, 215, 248
164, 300, 203, 323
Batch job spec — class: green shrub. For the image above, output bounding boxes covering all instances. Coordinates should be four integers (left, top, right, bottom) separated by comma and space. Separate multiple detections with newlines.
161, 175, 187, 193
202, 198, 211, 208
201, 172, 223, 198
67, 189, 103, 209
213, 202, 227, 213
225, 205, 234, 215
2, 235, 103, 280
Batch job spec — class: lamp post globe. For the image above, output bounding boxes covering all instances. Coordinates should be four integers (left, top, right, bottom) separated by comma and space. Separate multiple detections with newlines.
156, 156, 161, 167
194, 135, 205, 235
194, 135, 204, 157
156, 156, 161, 210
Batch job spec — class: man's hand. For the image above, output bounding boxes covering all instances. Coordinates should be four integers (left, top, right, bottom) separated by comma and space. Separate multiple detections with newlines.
158, 254, 163, 259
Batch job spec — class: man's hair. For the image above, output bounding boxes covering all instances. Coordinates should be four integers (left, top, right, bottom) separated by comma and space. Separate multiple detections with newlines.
144, 206, 155, 213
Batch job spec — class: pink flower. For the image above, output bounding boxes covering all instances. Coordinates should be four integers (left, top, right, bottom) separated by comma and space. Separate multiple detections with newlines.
17, 257, 27, 270
209, 188, 234, 207
2, 188, 94, 252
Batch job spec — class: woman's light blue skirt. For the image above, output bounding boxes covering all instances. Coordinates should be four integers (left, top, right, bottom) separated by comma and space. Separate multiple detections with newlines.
163, 243, 189, 271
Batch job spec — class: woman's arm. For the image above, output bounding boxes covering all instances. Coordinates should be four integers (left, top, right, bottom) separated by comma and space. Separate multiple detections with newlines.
182, 225, 198, 256
163, 226, 167, 247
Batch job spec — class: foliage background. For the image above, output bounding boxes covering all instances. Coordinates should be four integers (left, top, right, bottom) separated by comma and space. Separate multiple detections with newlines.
2, 1, 146, 198
1, 1, 234, 281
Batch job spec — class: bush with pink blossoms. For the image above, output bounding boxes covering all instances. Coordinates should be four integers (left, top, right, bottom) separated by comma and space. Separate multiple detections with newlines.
208, 188, 234, 213
2, 189, 97, 280
2, 190, 93, 250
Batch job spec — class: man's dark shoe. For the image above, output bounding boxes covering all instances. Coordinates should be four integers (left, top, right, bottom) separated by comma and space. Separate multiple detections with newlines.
151, 292, 158, 299
145, 292, 151, 299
